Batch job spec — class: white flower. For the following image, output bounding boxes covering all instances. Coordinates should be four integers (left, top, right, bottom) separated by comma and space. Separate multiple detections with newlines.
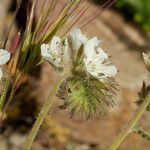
84, 37, 117, 79
69, 28, 87, 51
0, 49, 11, 79
41, 36, 68, 69
69, 28, 117, 80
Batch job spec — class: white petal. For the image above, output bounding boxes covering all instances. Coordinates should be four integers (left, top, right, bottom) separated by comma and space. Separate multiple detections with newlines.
84, 57, 117, 78
0, 68, 2, 79
50, 36, 61, 54
97, 65, 118, 77
84, 37, 100, 61
41, 44, 51, 58
70, 28, 87, 50
96, 48, 108, 61
41, 37, 65, 68
53, 58, 61, 66
0, 49, 10, 65
90, 37, 100, 46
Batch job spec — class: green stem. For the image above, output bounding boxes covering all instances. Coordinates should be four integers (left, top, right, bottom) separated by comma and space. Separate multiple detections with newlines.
0, 84, 15, 125
109, 94, 150, 150
23, 75, 64, 150
0, 79, 10, 111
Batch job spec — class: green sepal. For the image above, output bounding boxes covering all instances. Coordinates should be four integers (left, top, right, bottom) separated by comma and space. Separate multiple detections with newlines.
74, 44, 84, 67
57, 71, 117, 119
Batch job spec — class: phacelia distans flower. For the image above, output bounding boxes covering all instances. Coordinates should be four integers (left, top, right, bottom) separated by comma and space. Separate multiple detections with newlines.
69, 28, 117, 80
41, 28, 118, 119
41, 36, 69, 70
83, 37, 117, 79
59, 28, 117, 119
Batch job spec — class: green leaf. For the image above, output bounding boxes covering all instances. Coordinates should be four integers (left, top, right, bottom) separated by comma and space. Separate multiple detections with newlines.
133, 124, 150, 141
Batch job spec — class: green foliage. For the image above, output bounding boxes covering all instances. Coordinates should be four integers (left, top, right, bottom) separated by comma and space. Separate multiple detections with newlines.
58, 71, 117, 119
133, 124, 150, 141
17, 0, 83, 74
116, 0, 150, 31
0, 79, 10, 111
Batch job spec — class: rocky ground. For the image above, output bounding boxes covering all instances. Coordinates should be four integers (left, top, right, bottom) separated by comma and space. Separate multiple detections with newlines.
0, 0, 150, 150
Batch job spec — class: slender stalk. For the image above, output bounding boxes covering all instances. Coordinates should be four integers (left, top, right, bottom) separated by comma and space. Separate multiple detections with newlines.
0, 85, 15, 125
109, 94, 150, 150
23, 74, 65, 150
0, 79, 10, 111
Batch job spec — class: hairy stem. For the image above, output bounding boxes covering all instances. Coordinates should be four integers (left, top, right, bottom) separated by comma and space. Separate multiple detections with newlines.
109, 94, 150, 150
0, 85, 15, 126
23, 75, 65, 150
0, 79, 10, 111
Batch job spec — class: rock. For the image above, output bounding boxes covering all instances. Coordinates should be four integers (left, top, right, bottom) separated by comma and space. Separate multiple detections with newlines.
8, 132, 26, 150
0, 136, 8, 150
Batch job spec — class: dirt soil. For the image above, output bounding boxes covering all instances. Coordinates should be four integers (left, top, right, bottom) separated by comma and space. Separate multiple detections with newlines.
0, 0, 150, 150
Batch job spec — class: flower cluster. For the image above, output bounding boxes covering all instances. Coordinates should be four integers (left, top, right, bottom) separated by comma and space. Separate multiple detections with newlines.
41, 28, 117, 79
69, 28, 117, 80
41, 28, 118, 118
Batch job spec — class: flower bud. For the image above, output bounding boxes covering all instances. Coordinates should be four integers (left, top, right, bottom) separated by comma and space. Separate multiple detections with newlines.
142, 52, 150, 72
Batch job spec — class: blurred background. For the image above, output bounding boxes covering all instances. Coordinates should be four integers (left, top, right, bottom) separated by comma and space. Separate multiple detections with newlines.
0, 0, 150, 149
